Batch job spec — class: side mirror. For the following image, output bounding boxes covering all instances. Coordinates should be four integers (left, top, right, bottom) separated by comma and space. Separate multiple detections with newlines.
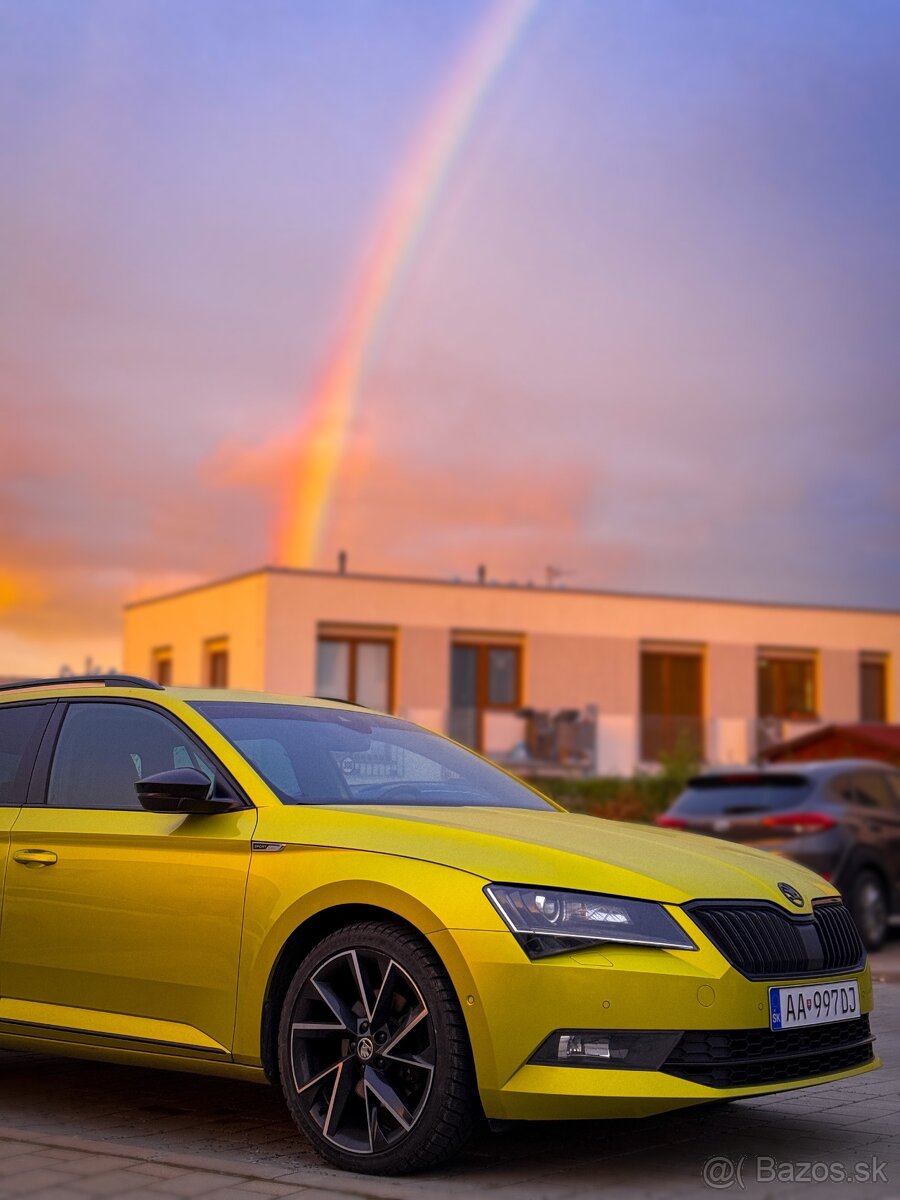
136, 768, 239, 815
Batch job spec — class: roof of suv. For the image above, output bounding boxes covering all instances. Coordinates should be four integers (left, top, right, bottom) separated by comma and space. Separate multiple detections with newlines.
695, 759, 897, 782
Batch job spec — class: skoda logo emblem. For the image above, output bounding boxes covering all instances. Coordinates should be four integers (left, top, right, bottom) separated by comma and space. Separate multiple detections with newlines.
778, 882, 804, 908
356, 1036, 375, 1061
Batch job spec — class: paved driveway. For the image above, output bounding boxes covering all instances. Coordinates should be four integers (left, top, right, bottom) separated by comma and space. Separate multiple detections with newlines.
0, 939, 897, 1199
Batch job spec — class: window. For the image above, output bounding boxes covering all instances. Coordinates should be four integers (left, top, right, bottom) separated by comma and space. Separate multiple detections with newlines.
860, 654, 888, 722
672, 774, 812, 816
193, 701, 552, 810
47, 702, 218, 810
757, 652, 817, 720
640, 647, 704, 761
152, 648, 173, 686
833, 772, 895, 813
0, 703, 53, 805
449, 640, 523, 750
206, 639, 229, 689
315, 634, 394, 711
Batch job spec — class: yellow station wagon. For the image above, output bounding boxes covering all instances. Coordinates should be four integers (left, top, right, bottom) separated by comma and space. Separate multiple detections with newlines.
0, 676, 879, 1173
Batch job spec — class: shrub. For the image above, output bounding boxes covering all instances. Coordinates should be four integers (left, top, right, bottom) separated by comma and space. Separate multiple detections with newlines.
524, 734, 701, 824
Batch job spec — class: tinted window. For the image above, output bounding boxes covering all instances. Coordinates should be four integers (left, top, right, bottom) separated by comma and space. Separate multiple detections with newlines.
885, 773, 900, 812
836, 772, 894, 812
0, 703, 53, 805
671, 774, 812, 816
193, 702, 553, 809
47, 702, 218, 810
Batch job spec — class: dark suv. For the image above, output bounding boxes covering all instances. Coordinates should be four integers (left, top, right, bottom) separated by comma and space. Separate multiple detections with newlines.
656, 759, 900, 950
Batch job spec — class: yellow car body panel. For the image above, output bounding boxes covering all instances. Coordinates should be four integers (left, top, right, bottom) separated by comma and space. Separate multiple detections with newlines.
3, 802, 257, 1051
0, 684, 880, 1126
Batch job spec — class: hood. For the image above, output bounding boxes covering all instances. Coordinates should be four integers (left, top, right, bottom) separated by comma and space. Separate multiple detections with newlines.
260, 803, 835, 912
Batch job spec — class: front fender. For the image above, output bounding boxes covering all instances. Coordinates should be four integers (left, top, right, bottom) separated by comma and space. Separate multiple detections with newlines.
231, 845, 504, 1068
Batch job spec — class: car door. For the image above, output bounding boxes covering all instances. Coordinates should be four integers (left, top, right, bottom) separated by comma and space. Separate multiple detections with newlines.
0, 698, 257, 1059
0, 701, 56, 928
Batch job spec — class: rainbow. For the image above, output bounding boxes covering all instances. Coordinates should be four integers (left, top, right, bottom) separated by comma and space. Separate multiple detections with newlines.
274, 0, 539, 567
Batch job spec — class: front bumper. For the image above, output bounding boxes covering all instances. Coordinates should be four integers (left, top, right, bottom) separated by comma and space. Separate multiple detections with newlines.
432, 927, 878, 1121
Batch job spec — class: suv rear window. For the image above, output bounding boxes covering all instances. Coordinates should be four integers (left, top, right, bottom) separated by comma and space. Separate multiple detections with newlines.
670, 773, 813, 816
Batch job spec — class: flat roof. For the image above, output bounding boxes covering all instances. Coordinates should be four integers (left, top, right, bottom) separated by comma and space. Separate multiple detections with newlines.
124, 565, 900, 618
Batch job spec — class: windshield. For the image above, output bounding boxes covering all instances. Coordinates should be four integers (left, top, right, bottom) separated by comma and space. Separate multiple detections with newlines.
192, 702, 554, 809
671, 774, 813, 816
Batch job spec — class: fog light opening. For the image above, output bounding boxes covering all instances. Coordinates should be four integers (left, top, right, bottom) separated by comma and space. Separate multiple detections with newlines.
530, 1029, 683, 1070
558, 1034, 625, 1061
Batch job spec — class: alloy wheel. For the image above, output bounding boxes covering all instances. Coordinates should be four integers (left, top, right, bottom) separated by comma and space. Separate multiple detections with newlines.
288, 946, 436, 1155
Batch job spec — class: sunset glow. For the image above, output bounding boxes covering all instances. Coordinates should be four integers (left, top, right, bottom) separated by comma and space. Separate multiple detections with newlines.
274, 0, 538, 567
2, 2, 899, 676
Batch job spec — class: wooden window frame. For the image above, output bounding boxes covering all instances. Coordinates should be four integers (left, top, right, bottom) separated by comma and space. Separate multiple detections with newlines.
151, 647, 173, 687
639, 646, 705, 762
204, 638, 230, 689
757, 650, 818, 721
449, 640, 524, 752
316, 635, 396, 713
860, 653, 889, 723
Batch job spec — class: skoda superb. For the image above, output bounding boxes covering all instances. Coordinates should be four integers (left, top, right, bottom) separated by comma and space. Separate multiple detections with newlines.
0, 677, 879, 1174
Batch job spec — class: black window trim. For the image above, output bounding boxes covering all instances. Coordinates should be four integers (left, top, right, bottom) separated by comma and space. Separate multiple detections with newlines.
0, 699, 57, 807
28, 697, 253, 812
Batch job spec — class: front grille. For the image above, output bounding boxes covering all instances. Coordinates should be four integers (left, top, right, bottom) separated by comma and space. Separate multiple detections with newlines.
662, 1014, 874, 1088
687, 899, 864, 980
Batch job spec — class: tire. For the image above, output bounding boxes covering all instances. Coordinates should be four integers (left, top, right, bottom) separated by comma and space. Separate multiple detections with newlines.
849, 869, 889, 951
277, 920, 479, 1174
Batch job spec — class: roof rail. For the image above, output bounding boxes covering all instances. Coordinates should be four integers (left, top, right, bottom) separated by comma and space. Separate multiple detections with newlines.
0, 674, 165, 694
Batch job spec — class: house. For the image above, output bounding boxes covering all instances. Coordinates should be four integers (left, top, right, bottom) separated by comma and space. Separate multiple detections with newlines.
123, 564, 898, 775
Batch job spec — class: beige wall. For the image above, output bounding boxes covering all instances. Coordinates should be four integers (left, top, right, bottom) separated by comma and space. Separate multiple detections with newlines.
398, 627, 450, 711
244, 570, 900, 654
123, 573, 267, 688
527, 634, 639, 714
820, 649, 860, 723
123, 569, 900, 734
707, 643, 756, 718
263, 575, 319, 695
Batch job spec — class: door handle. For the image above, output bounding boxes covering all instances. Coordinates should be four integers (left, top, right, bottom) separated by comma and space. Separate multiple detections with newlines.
13, 849, 58, 868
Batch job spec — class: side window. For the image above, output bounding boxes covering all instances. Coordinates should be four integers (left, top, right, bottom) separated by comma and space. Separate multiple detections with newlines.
0, 703, 53, 806
47, 703, 217, 810
854, 772, 894, 813
835, 771, 895, 812
885, 773, 900, 812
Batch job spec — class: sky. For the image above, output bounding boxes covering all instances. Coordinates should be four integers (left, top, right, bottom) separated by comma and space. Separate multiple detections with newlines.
1, 0, 899, 675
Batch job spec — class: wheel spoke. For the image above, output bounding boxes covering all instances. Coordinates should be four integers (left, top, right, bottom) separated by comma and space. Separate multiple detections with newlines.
291, 1021, 346, 1039
370, 959, 402, 1030
363, 1065, 414, 1131
296, 1059, 340, 1097
311, 974, 359, 1034
383, 1003, 429, 1054
348, 949, 374, 1023
323, 1060, 357, 1140
383, 1047, 435, 1076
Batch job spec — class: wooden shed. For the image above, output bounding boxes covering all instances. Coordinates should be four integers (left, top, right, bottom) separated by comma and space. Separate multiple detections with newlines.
760, 723, 900, 766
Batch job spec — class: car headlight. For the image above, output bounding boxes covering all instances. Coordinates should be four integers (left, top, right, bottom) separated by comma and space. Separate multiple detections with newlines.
484, 884, 696, 959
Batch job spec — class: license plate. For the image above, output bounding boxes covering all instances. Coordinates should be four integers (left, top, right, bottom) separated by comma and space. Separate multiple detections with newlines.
769, 980, 860, 1030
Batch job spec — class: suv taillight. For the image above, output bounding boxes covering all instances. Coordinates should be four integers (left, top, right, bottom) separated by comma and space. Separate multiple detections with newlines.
654, 815, 687, 829
760, 812, 837, 833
